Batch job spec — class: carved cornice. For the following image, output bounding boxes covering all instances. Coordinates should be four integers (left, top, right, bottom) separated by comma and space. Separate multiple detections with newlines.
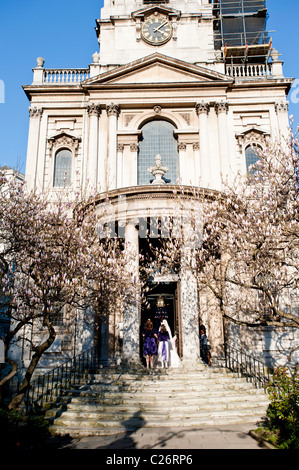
85, 185, 221, 216
235, 128, 269, 148
48, 132, 81, 154
132, 5, 181, 21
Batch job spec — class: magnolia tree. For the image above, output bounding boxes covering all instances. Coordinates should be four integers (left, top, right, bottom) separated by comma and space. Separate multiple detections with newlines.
199, 126, 299, 329
153, 125, 299, 360
0, 174, 138, 408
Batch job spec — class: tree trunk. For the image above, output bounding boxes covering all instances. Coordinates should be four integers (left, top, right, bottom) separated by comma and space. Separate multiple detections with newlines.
0, 318, 29, 403
8, 319, 56, 410
0, 358, 18, 404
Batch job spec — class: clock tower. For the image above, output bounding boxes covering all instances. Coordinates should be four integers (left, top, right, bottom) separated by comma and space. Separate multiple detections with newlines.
96, 0, 218, 72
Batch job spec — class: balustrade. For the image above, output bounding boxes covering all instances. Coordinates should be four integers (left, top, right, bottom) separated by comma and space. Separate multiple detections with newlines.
42, 64, 273, 83
43, 68, 90, 84
226, 63, 272, 78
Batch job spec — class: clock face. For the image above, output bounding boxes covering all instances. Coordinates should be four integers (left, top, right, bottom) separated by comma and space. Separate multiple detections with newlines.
141, 15, 172, 45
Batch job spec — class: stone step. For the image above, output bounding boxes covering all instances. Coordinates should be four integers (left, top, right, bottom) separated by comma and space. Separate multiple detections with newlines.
78, 369, 236, 380
46, 389, 266, 409
73, 375, 250, 388
48, 365, 270, 438
65, 392, 268, 409
46, 392, 268, 419
67, 387, 267, 403
77, 372, 242, 383
38, 377, 264, 402
57, 389, 267, 406
49, 401, 267, 421
64, 383, 265, 399
49, 413, 263, 438
52, 407, 267, 430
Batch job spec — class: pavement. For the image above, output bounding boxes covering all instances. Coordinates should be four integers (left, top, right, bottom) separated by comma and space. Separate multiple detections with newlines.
48, 423, 269, 450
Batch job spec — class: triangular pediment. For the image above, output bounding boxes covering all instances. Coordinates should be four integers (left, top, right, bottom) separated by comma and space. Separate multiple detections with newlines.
131, 5, 181, 20
82, 54, 232, 87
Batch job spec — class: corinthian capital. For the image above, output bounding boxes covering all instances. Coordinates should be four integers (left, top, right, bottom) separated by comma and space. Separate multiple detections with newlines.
275, 101, 289, 113
106, 103, 120, 117
215, 101, 229, 115
195, 102, 210, 116
87, 103, 101, 117
29, 106, 43, 118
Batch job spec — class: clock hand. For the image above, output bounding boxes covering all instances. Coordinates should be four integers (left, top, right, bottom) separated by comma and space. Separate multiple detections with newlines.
153, 21, 168, 33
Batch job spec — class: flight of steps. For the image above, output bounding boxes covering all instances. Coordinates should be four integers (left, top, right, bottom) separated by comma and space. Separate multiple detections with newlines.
47, 363, 269, 438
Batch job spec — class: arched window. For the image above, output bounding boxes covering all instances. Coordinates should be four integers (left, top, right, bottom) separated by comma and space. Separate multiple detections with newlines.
138, 120, 179, 185
245, 144, 262, 174
53, 149, 72, 187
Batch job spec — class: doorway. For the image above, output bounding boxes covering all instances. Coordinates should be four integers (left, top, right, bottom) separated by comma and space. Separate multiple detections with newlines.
140, 282, 182, 361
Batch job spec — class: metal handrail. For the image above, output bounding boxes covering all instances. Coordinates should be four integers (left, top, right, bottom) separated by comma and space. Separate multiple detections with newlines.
24, 346, 100, 414
225, 345, 274, 389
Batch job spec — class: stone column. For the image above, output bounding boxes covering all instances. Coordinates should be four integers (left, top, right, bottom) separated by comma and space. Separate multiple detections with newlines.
180, 223, 200, 363
215, 101, 230, 187
87, 104, 101, 190
25, 107, 43, 192
193, 142, 200, 186
117, 144, 124, 189
180, 272, 200, 363
36, 112, 48, 191
196, 102, 210, 188
122, 221, 140, 364
106, 103, 120, 191
129, 142, 139, 187
275, 101, 289, 141
178, 142, 187, 184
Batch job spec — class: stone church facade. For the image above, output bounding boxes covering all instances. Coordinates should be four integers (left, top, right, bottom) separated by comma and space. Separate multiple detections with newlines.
20, 0, 298, 371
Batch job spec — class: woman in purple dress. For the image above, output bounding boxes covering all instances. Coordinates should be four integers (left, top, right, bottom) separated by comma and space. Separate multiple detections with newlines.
142, 319, 158, 369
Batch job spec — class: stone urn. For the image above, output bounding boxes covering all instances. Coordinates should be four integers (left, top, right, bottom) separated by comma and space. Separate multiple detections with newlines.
148, 154, 169, 185
36, 57, 45, 68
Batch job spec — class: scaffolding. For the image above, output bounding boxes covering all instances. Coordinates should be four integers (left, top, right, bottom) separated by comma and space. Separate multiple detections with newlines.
212, 0, 272, 65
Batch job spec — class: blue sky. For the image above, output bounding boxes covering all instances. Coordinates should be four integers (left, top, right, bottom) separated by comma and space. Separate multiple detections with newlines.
0, 0, 298, 173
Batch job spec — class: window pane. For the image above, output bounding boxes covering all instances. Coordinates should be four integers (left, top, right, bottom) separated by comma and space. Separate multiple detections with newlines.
245, 144, 261, 173
138, 120, 179, 185
53, 149, 72, 187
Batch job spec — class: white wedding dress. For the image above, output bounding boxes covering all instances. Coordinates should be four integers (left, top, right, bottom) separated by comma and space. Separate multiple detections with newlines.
158, 319, 182, 368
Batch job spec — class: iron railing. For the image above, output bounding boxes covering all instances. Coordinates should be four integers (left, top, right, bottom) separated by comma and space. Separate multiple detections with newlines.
24, 346, 100, 414
225, 345, 274, 389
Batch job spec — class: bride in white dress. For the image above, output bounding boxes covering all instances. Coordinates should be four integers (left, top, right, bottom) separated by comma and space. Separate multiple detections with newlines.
158, 319, 182, 368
